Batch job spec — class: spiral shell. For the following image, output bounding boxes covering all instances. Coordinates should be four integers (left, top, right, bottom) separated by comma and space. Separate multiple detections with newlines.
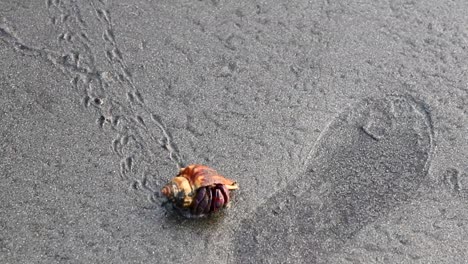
161, 164, 238, 217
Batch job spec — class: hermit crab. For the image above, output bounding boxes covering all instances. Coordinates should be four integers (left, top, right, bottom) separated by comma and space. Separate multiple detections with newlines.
161, 164, 239, 218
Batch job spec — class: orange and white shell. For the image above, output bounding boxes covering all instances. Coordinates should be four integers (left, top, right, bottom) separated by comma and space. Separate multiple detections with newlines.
161, 164, 238, 210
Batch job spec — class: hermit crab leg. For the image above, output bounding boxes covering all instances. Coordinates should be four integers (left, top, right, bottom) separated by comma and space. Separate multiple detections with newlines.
194, 187, 212, 215
211, 187, 225, 212
191, 187, 207, 215
217, 184, 230, 205
203, 187, 212, 214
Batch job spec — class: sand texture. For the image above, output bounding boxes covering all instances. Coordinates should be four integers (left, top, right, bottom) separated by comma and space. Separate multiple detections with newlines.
1, 0, 467, 263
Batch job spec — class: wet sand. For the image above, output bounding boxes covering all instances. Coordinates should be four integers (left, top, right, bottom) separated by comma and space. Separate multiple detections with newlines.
1, 1, 467, 263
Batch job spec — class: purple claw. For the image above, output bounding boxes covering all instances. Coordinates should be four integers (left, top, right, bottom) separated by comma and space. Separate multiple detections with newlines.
217, 184, 230, 205
203, 188, 212, 214
194, 187, 211, 215
192, 185, 231, 215
212, 187, 225, 211
195, 187, 206, 204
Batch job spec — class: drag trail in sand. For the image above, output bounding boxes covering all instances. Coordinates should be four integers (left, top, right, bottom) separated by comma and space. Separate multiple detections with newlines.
1, 0, 468, 263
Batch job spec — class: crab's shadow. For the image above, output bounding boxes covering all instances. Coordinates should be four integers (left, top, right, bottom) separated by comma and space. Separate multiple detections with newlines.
159, 199, 232, 229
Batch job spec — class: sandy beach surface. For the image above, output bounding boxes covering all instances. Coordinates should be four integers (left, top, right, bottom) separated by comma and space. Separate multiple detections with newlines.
1, 0, 467, 263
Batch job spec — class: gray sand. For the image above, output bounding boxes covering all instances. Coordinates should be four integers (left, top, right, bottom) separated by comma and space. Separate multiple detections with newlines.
1, 1, 467, 263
